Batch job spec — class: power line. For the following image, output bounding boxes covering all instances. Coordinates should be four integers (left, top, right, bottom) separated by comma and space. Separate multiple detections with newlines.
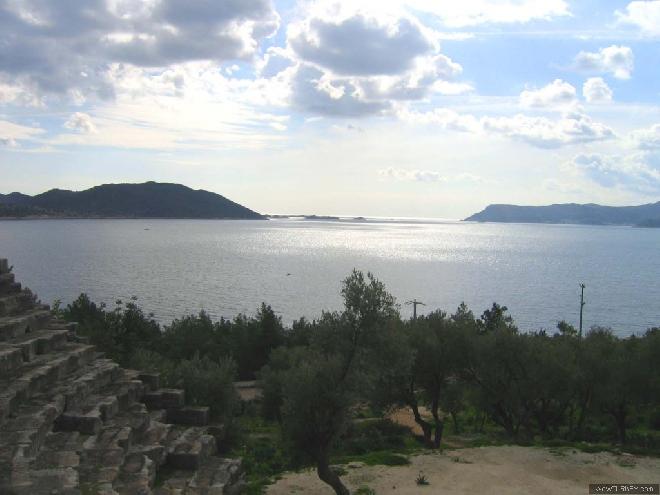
405, 299, 426, 319
579, 283, 586, 339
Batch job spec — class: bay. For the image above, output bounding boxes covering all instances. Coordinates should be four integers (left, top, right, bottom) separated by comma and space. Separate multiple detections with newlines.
1, 218, 658, 335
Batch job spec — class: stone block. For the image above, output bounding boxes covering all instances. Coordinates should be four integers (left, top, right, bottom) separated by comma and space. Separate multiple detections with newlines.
167, 406, 210, 426
0, 259, 8, 274
137, 372, 160, 391
143, 388, 185, 410
55, 411, 102, 435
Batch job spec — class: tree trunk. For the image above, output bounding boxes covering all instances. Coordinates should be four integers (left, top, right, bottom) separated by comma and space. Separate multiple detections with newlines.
317, 451, 350, 495
576, 390, 591, 440
431, 396, 444, 449
410, 401, 433, 448
451, 411, 460, 434
613, 404, 627, 445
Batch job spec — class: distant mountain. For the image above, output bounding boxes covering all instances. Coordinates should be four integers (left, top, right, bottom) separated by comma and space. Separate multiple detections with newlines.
0, 182, 264, 219
465, 202, 660, 227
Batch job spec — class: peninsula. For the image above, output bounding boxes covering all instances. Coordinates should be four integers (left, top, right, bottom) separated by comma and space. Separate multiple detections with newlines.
465, 201, 660, 227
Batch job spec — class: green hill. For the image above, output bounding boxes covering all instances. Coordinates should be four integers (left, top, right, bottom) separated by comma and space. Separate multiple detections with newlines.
0, 182, 264, 219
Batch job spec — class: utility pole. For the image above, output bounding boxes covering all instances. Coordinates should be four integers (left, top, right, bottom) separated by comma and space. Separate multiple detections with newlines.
579, 283, 586, 339
406, 299, 426, 320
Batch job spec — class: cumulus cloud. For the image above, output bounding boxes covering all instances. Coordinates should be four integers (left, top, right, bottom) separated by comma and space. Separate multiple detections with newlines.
400, 107, 614, 148
64, 112, 97, 134
519, 79, 577, 109
573, 45, 634, 80
582, 77, 613, 103
0, 0, 279, 101
569, 152, 660, 194
289, 13, 435, 76
289, 65, 389, 117
280, 5, 468, 116
616, 1, 660, 36
481, 111, 615, 148
631, 124, 660, 150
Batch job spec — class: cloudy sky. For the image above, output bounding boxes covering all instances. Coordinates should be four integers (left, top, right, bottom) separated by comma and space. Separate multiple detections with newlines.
1, 0, 659, 218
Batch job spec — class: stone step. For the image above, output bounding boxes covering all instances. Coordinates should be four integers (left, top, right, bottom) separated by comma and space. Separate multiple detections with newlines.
0, 308, 52, 342
1, 395, 66, 459
167, 406, 210, 426
61, 359, 122, 411
143, 388, 185, 411
0, 270, 19, 294
0, 345, 24, 378
154, 457, 245, 495
0, 345, 97, 425
0, 329, 69, 370
166, 427, 217, 470
115, 452, 156, 493
78, 444, 127, 490
189, 457, 245, 494
0, 290, 37, 318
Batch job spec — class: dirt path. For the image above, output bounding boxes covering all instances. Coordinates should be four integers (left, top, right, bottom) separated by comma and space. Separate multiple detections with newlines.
266, 446, 660, 494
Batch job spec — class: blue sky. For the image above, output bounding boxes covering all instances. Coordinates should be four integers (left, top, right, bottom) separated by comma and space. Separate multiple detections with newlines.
1, 0, 659, 218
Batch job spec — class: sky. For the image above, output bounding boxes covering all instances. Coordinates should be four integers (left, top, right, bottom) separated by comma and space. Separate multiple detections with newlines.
1, 0, 659, 219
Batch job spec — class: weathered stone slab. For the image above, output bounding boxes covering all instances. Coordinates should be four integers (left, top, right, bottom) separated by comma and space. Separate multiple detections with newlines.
143, 388, 185, 410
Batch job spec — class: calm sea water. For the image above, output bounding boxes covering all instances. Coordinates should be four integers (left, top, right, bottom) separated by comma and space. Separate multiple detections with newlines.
1, 219, 658, 335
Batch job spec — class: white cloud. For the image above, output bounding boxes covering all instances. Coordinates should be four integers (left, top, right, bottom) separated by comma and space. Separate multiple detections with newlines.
281, 4, 469, 116
569, 152, 660, 194
379, 167, 445, 182
414, 0, 570, 27
519, 79, 577, 109
616, 1, 660, 37
0, 119, 44, 147
397, 107, 481, 132
290, 64, 389, 117
64, 112, 97, 134
482, 111, 615, 148
582, 77, 613, 103
378, 168, 486, 183
341, 0, 570, 27
0, 0, 280, 102
573, 45, 634, 80
631, 124, 660, 150
400, 106, 614, 148
48, 63, 291, 151
289, 11, 435, 76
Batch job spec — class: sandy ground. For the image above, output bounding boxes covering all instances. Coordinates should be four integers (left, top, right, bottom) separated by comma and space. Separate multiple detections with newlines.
266, 446, 660, 494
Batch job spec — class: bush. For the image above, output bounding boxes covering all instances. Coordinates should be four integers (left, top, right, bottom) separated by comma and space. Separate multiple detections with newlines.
172, 354, 238, 421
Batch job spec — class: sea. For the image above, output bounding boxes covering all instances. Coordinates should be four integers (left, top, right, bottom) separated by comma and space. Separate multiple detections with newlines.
1, 218, 659, 336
